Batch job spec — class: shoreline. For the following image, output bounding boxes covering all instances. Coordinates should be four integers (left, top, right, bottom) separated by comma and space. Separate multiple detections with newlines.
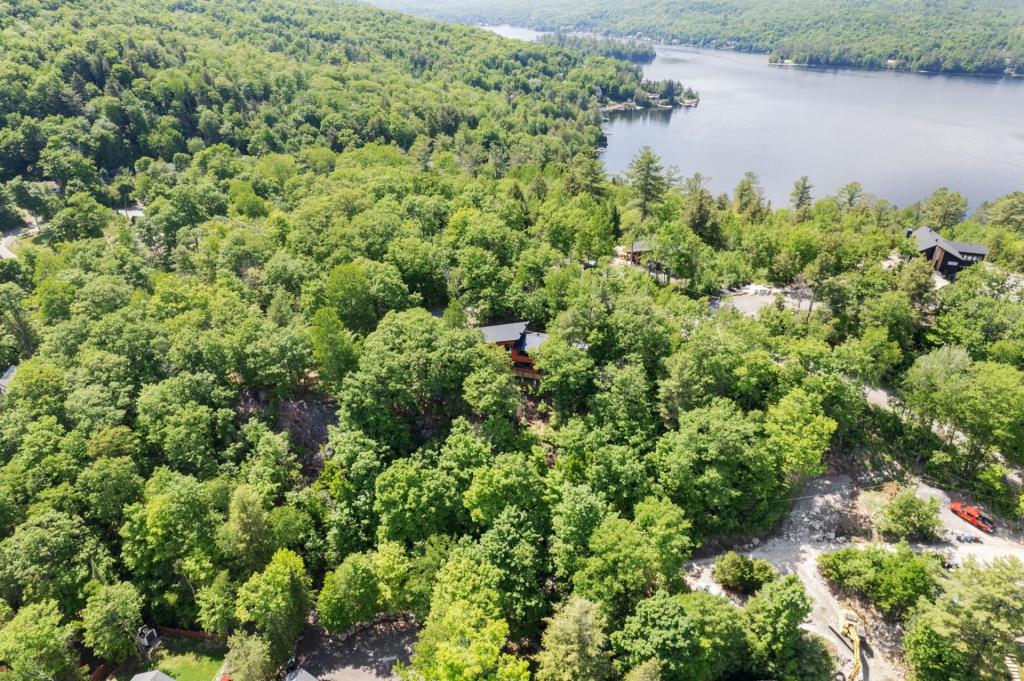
478, 23, 1021, 80
765, 58, 1020, 79
648, 40, 1019, 79
600, 99, 697, 114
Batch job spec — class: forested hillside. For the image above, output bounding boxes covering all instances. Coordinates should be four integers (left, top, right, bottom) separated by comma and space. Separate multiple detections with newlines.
2, 1, 1024, 681
0, 0, 664, 185
369, 0, 1024, 74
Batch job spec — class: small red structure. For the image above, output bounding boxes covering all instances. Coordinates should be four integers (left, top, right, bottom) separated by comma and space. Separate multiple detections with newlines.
950, 500, 994, 533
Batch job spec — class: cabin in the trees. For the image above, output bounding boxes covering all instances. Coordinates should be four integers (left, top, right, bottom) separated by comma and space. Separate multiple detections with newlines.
909, 227, 987, 280
480, 321, 530, 348
625, 239, 652, 264
480, 321, 548, 381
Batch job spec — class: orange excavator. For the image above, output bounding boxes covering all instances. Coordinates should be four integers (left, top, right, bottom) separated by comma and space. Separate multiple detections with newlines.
951, 500, 994, 533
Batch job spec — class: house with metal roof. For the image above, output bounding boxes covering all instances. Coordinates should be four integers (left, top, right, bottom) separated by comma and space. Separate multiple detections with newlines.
910, 227, 987, 279
130, 671, 175, 681
510, 331, 549, 380
479, 321, 530, 345
624, 239, 652, 264
284, 668, 318, 681
479, 322, 548, 381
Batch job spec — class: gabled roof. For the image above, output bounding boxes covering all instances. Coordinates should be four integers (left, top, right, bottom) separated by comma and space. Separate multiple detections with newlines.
947, 239, 988, 257
628, 239, 652, 253
130, 672, 175, 681
911, 226, 940, 252
516, 331, 549, 354
479, 321, 530, 344
284, 669, 318, 681
911, 227, 988, 259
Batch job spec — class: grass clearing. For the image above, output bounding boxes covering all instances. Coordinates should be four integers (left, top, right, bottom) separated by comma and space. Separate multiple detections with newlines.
108, 637, 226, 681
857, 481, 901, 520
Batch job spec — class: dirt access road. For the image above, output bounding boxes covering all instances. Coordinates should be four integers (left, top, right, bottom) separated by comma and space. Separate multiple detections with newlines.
721, 283, 812, 317
0, 231, 19, 259
916, 482, 1024, 563
1, 220, 37, 260
687, 475, 1024, 681
687, 475, 904, 681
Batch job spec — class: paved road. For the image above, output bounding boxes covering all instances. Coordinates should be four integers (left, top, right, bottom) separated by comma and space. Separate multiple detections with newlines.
297, 620, 417, 681
1, 222, 36, 259
0, 232, 18, 259
722, 284, 809, 317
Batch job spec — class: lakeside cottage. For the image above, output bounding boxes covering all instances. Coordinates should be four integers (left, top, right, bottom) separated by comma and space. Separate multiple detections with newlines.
909, 227, 987, 279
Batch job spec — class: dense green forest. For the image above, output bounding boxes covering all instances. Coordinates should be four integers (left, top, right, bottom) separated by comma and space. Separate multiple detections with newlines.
536, 34, 657, 63
2, 1, 1024, 681
369, 0, 1024, 75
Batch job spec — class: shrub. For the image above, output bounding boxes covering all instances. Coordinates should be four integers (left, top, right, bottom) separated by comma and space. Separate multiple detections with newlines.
817, 544, 941, 619
713, 551, 778, 594
876, 488, 941, 541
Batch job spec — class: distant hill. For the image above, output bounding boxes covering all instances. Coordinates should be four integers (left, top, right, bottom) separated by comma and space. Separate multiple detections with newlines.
365, 0, 1024, 75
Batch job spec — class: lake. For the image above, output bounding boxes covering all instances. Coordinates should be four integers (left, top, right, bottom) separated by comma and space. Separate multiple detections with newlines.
485, 25, 1024, 208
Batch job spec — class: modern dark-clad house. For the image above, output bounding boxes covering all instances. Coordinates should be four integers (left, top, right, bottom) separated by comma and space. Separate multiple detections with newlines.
510, 331, 549, 381
909, 227, 987, 279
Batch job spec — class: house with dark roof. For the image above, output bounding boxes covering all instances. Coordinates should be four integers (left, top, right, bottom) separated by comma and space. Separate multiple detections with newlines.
510, 331, 549, 380
624, 239, 652, 264
478, 321, 548, 381
479, 321, 530, 346
909, 227, 987, 279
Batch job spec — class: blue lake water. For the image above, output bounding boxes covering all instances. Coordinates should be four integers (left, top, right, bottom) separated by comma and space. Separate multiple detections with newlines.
485, 25, 1024, 208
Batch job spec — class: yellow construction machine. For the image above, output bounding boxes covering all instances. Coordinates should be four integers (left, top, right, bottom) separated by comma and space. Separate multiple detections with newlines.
828, 609, 866, 681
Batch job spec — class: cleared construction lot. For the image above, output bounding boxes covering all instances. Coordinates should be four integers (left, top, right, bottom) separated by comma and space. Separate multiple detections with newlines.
687, 475, 1024, 681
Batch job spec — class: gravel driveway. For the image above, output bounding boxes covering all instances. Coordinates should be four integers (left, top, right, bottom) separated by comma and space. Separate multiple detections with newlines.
296, 620, 418, 681
688, 475, 903, 681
